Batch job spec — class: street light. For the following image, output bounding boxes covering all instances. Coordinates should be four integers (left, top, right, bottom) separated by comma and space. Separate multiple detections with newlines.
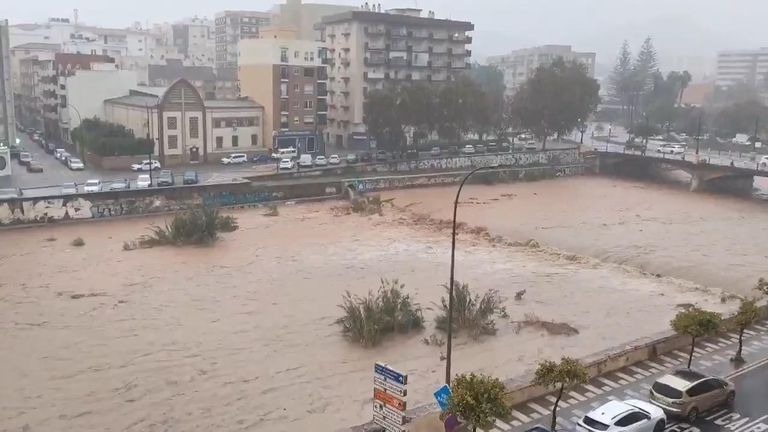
445, 163, 501, 386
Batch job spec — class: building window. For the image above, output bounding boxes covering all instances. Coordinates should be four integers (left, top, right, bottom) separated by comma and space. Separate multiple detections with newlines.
280, 99, 289, 112
363, 87, 368, 97
293, 99, 300, 109
280, 114, 289, 129
303, 83, 314, 95
304, 68, 315, 78
294, 50, 299, 58
280, 83, 288, 97
293, 116, 300, 125
303, 115, 315, 125
303, 100, 314, 110
293, 83, 300, 92
280, 47, 289, 63
189, 117, 199, 138
232, 135, 239, 147
168, 135, 178, 149
293, 67, 300, 76
306, 136, 317, 152
280, 66, 288, 79
167, 116, 177, 130
251, 134, 259, 146
216, 136, 223, 149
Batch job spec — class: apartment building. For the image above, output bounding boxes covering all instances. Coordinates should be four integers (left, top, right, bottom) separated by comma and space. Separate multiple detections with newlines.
171, 17, 215, 67
270, 0, 357, 41
105, 80, 264, 165
17, 54, 56, 135
488, 45, 596, 96
214, 10, 271, 72
238, 30, 327, 153
0, 19, 16, 148
149, 59, 237, 100
716, 48, 768, 89
319, 8, 473, 148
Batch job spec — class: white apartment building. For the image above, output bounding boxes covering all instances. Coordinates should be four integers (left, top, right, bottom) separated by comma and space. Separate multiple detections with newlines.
488, 45, 596, 96
171, 17, 215, 67
1, 19, 16, 148
319, 7, 474, 148
214, 10, 271, 71
716, 48, 768, 89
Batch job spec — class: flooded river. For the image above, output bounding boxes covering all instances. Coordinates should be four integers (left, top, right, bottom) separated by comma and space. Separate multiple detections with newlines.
0, 175, 763, 431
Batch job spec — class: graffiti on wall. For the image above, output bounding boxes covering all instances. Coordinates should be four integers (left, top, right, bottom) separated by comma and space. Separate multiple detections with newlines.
361, 149, 581, 173
349, 173, 464, 193
202, 191, 286, 207
0, 197, 94, 225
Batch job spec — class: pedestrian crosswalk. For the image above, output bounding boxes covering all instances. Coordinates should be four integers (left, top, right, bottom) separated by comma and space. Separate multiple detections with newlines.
477, 321, 768, 432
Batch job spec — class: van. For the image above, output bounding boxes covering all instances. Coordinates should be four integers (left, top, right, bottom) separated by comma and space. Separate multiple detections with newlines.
272, 147, 298, 160
298, 154, 314, 168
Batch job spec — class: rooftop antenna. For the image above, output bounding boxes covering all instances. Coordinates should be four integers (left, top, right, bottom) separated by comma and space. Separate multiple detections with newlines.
73, 8, 79, 26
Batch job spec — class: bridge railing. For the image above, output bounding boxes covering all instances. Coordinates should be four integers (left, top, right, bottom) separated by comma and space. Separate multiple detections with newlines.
590, 143, 767, 172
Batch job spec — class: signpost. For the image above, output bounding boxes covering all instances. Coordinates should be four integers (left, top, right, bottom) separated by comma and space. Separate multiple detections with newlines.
433, 384, 452, 411
373, 362, 408, 432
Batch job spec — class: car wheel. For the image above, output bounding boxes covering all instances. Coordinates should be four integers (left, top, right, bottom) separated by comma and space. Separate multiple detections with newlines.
687, 407, 699, 423
654, 419, 666, 432
726, 391, 735, 405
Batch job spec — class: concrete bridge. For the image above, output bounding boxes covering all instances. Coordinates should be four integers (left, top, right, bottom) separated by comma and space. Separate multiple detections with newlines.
591, 149, 768, 194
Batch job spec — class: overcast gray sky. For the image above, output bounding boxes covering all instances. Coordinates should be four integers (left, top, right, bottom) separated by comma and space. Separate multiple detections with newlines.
6, 0, 768, 76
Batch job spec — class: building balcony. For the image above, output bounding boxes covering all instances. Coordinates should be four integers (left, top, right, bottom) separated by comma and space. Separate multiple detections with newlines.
364, 26, 386, 35
389, 28, 409, 38
389, 57, 408, 66
340, 58, 351, 67
451, 62, 471, 69
364, 71, 385, 80
450, 34, 472, 43
364, 57, 387, 66
365, 41, 386, 50
411, 30, 430, 39
430, 32, 449, 40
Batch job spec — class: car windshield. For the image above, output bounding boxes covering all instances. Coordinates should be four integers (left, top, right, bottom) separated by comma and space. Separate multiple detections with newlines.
85, 181, 99, 186
582, 416, 610, 431
652, 381, 684, 399
184, 172, 196, 177
70, 158, 81, 163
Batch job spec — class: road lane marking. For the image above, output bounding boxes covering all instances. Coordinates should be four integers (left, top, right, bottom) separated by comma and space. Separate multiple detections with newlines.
644, 360, 666, 370
712, 355, 728, 362
510, 409, 532, 423
672, 350, 691, 360
617, 379, 629, 385
615, 372, 637, 382
495, 419, 512, 430
743, 329, 757, 335
693, 347, 709, 356
726, 356, 768, 378
753, 324, 767, 331
527, 402, 550, 416
584, 391, 595, 398
715, 341, 730, 348
583, 384, 604, 395
703, 342, 721, 350
546, 395, 568, 407
628, 365, 652, 376
659, 354, 678, 363
568, 391, 587, 402
509, 419, 522, 427
597, 377, 620, 388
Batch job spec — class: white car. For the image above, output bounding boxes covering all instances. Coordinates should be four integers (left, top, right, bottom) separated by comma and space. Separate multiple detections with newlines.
221, 153, 248, 165
314, 155, 328, 166
656, 144, 685, 155
279, 158, 295, 170
271, 147, 298, 160
578, 400, 666, 432
83, 179, 102, 193
131, 160, 161, 171
328, 154, 341, 165
67, 158, 85, 170
758, 155, 768, 170
136, 174, 152, 188
461, 145, 476, 154
298, 154, 314, 168
524, 142, 538, 150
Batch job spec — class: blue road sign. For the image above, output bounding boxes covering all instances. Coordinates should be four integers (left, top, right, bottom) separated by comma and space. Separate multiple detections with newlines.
433, 384, 452, 411
374, 362, 407, 386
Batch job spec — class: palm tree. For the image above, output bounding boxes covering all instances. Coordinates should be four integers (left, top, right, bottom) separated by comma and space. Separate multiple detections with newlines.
678, 71, 692, 106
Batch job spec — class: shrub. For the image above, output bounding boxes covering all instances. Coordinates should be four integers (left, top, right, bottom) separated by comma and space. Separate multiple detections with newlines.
446, 373, 510, 432
435, 281, 508, 338
336, 278, 424, 347
143, 206, 239, 246
70, 237, 85, 247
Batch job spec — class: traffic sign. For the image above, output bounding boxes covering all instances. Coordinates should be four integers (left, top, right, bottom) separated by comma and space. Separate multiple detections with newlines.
375, 362, 408, 385
433, 384, 452, 411
374, 387, 407, 411
374, 376, 407, 397
373, 413, 406, 432
373, 362, 408, 432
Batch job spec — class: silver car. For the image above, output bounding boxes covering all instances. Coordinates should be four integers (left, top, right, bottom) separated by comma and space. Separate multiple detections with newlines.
649, 369, 735, 423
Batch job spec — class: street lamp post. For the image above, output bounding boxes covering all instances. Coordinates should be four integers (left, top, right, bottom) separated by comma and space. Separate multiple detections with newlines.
695, 113, 702, 156
445, 164, 500, 386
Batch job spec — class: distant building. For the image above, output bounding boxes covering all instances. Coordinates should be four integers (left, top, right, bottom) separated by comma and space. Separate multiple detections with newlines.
0, 19, 16, 148
318, 7, 474, 148
171, 17, 215, 67
716, 48, 768, 89
270, 0, 357, 41
488, 45, 596, 96
680, 82, 715, 107
105, 79, 265, 165
148, 59, 236, 100
238, 30, 327, 151
214, 10, 271, 72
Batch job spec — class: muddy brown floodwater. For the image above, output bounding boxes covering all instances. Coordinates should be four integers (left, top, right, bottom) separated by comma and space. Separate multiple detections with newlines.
0, 175, 760, 431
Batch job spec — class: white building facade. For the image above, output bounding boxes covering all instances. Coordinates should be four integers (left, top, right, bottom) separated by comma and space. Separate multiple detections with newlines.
716, 48, 768, 89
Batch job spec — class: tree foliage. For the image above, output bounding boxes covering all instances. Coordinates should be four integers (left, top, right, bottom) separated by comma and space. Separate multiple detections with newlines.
511, 58, 600, 148
435, 281, 508, 338
671, 307, 722, 368
756, 278, 768, 296
732, 298, 760, 362
610, 40, 634, 110
72, 118, 154, 157
446, 373, 511, 432
712, 100, 767, 138
533, 357, 589, 431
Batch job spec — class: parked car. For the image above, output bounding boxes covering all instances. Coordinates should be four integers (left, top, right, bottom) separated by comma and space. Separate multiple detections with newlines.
759, 155, 768, 170
649, 369, 735, 423
461, 144, 476, 154
54, 148, 66, 160
157, 170, 175, 187
524, 142, 538, 150
487, 143, 498, 153
359, 151, 373, 162
44, 141, 56, 154
346, 153, 359, 164
298, 154, 314, 168
271, 147, 298, 160
136, 174, 152, 188
109, 179, 130, 191
67, 157, 85, 170
656, 144, 685, 155
475, 144, 487, 153
183, 170, 199, 185
25, 127, 34, 135
279, 158, 295, 170
447, 146, 460, 156
26, 161, 43, 173
58, 152, 71, 164
578, 400, 666, 432
375, 150, 389, 161
130, 160, 161, 171
430, 147, 441, 157
18, 152, 32, 166
328, 154, 341, 165
251, 154, 271, 164
314, 155, 328, 166
60, 182, 78, 195
221, 153, 248, 165
83, 179, 102, 193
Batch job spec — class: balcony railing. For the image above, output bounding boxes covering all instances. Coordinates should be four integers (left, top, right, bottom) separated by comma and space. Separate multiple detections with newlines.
364, 26, 386, 35
364, 71, 385, 80
389, 57, 408, 66
364, 56, 387, 66
365, 41, 386, 50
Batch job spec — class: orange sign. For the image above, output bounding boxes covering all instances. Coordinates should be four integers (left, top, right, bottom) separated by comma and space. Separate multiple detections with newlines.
374, 388, 407, 411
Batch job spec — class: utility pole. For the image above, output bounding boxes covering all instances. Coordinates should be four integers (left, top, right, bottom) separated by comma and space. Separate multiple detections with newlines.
695, 112, 702, 156
753, 116, 759, 154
